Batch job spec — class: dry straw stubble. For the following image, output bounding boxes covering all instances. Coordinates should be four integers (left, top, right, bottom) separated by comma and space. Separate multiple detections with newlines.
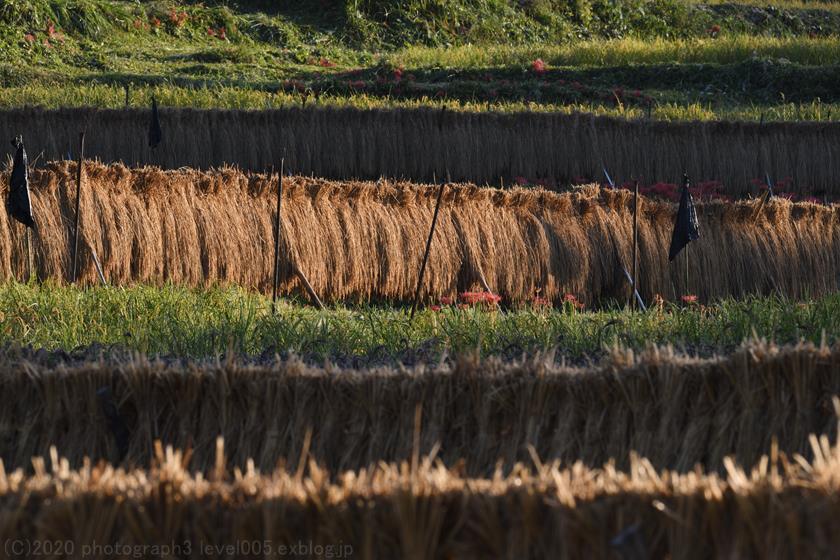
3, 397, 840, 559
0, 341, 837, 475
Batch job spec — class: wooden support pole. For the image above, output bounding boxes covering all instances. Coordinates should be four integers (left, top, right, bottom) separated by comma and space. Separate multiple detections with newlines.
71, 131, 85, 283
631, 180, 639, 310
272, 161, 284, 314
294, 265, 323, 310
91, 247, 107, 286
24, 225, 32, 283
410, 172, 448, 320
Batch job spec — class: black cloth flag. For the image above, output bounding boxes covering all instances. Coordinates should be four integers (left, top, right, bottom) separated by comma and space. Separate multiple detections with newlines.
148, 96, 162, 149
668, 175, 700, 261
7, 136, 36, 229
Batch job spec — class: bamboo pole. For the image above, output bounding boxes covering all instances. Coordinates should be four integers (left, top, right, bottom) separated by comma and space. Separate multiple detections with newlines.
24, 225, 32, 283
294, 265, 323, 310
272, 161, 284, 314
91, 247, 107, 286
410, 172, 448, 320
632, 180, 639, 310
71, 131, 85, 283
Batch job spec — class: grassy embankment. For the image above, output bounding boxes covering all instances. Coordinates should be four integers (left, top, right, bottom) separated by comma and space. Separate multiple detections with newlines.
0, 282, 836, 361
2, 1, 840, 120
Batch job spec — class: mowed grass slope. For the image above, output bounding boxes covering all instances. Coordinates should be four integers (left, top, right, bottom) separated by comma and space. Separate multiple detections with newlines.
2, 1, 840, 120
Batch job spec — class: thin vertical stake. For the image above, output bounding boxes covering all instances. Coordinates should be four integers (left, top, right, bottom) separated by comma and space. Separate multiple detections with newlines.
272, 160, 284, 315
71, 131, 86, 283
410, 172, 448, 320
632, 180, 639, 310
25, 226, 32, 283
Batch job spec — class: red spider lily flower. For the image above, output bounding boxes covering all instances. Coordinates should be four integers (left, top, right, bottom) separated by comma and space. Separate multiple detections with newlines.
531, 58, 546, 76
430, 305, 442, 312
393, 67, 403, 81
319, 57, 336, 68
150, 16, 161, 28
42, 38, 51, 48
440, 296, 454, 306
207, 27, 216, 36
681, 294, 698, 304
218, 27, 227, 40
133, 19, 144, 29
169, 10, 188, 27
457, 303, 470, 310
562, 293, 584, 310
46, 21, 56, 38
708, 24, 721, 37
531, 295, 551, 308
24, 32, 36, 43
459, 291, 501, 306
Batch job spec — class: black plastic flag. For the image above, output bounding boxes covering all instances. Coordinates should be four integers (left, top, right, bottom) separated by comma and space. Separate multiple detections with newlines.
668, 174, 700, 261
148, 96, 162, 149
7, 136, 36, 229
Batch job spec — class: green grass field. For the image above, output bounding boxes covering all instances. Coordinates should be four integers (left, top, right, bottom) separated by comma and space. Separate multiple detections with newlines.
1, 282, 836, 362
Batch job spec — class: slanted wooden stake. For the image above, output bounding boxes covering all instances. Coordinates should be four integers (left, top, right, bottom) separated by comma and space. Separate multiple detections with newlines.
272, 161, 284, 314
71, 132, 85, 283
631, 180, 639, 310
294, 265, 323, 310
91, 247, 107, 286
410, 172, 448, 320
